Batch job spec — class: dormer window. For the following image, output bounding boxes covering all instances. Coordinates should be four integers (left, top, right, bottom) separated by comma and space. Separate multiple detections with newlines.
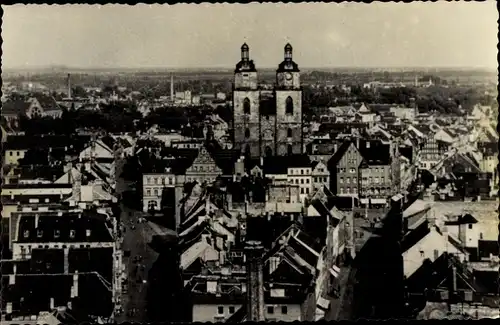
86, 229, 91, 237
54, 230, 60, 238
23, 230, 30, 238
69, 230, 76, 239
37, 230, 43, 238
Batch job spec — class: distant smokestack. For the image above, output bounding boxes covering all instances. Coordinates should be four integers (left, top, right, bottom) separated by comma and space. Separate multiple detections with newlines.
171, 74, 174, 101
245, 240, 265, 322
67, 73, 72, 99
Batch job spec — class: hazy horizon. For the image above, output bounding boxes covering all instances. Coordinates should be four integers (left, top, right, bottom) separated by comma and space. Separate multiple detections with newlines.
2, 3, 498, 70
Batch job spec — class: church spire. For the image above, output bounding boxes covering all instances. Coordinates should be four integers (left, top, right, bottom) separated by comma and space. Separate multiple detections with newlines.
284, 43, 293, 61
241, 43, 250, 61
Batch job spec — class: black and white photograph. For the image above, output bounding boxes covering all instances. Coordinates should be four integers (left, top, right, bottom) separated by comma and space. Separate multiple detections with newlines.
1, 2, 498, 323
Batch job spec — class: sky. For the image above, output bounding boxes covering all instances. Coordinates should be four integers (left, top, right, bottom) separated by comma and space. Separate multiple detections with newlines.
2, 2, 498, 69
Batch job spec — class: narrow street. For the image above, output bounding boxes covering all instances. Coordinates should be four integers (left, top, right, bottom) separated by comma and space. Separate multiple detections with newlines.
114, 157, 159, 323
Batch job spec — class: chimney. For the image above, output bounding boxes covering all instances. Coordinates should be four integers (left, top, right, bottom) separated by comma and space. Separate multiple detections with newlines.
35, 214, 39, 228
67, 73, 72, 99
174, 183, 184, 230
50, 297, 55, 310
227, 192, 233, 211
170, 74, 174, 101
451, 266, 457, 293
71, 271, 79, 298
260, 156, 264, 167
245, 240, 265, 322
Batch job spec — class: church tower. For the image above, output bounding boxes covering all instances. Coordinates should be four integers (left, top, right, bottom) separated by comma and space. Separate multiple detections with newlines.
233, 43, 260, 158
275, 43, 302, 156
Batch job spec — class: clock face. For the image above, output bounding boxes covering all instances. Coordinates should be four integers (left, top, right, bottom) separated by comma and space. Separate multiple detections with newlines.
285, 72, 293, 81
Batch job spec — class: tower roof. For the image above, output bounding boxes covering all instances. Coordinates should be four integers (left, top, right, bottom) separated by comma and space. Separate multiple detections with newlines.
241, 43, 249, 50
285, 43, 292, 51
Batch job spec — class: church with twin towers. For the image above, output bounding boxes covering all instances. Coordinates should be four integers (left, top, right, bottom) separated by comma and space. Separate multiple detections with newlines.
232, 43, 303, 158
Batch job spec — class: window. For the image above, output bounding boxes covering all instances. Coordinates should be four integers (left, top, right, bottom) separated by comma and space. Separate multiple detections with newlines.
300, 179, 304, 184
285, 96, 293, 115
217, 306, 224, 315
23, 230, 30, 238
86, 229, 91, 237
146, 189, 151, 196
16, 151, 20, 156
267, 306, 275, 314
346, 177, 350, 184
287, 144, 293, 155
353, 187, 357, 193
9, 151, 12, 156
301, 188, 304, 194
54, 230, 60, 238
169, 177, 174, 184
306, 188, 309, 194
301, 169, 304, 175
350, 168, 356, 173
229, 306, 235, 314
245, 128, 250, 138
480, 232, 483, 240
37, 230, 43, 238
340, 188, 344, 194
306, 178, 310, 184
419, 250, 424, 257
154, 189, 158, 196
287, 128, 292, 138
468, 224, 473, 229
340, 178, 344, 184
69, 230, 76, 239
295, 179, 299, 184
243, 98, 251, 114
281, 306, 288, 314
346, 188, 350, 194
156, 177, 161, 185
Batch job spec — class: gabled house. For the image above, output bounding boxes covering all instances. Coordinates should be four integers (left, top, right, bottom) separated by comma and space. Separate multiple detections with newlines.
401, 219, 469, 279
327, 140, 363, 197
311, 161, 329, 192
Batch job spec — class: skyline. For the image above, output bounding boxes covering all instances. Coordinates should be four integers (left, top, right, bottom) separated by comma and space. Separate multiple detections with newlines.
2, 3, 498, 70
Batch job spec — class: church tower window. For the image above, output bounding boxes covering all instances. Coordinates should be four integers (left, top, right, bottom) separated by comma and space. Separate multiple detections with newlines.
245, 128, 250, 138
287, 145, 293, 155
285, 97, 293, 115
243, 98, 251, 114
287, 128, 292, 138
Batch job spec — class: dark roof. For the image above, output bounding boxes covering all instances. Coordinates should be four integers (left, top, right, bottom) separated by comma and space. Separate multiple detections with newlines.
5, 134, 91, 151
277, 60, 300, 72
444, 213, 478, 225
100, 135, 116, 150
235, 59, 257, 73
2, 273, 113, 318
263, 155, 311, 174
2, 100, 31, 116
287, 236, 318, 268
326, 195, 359, 210
327, 140, 352, 167
401, 219, 431, 252
399, 145, 413, 163
368, 104, 393, 113
16, 212, 114, 243
358, 140, 392, 165
295, 228, 324, 253
16, 164, 65, 182
32, 93, 59, 110
478, 240, 498, 259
